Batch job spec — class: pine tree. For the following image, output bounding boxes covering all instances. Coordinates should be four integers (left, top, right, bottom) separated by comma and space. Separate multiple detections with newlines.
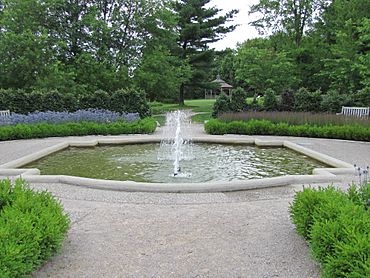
174, 0, 237, 105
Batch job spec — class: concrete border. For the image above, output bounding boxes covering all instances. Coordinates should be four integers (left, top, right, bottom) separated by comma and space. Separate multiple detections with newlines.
0, 136, 355, 192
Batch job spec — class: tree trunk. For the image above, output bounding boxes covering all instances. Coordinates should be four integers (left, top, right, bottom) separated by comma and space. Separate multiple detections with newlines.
179, 83, 185, 106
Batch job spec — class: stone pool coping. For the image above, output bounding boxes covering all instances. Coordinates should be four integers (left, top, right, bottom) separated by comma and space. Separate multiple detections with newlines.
0, 136, 355, 192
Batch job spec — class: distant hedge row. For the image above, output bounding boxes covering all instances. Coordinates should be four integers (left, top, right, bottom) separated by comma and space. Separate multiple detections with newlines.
0, 179, 70, 277
0, 88, 151, 118
204, 119, 370, 141
290, 184, 370, 277
0, 118, 156, 141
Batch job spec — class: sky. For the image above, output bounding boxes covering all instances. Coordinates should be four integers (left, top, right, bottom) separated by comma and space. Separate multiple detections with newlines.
207, 0, 261, 50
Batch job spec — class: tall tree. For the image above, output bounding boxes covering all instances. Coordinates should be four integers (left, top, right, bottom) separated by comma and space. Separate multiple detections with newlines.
174, 0, 237, 105
249, 0, 326, 47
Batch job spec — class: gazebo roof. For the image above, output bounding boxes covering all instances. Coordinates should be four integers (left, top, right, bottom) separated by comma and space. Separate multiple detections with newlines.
211, 74, 233, 89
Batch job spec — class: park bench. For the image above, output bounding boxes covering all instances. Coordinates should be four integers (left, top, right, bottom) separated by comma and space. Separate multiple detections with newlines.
0, 110, 10, 117
337, 106, 369, 118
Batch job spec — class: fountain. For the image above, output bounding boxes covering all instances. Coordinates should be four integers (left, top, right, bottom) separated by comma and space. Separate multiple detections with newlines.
157, 110, 193, 177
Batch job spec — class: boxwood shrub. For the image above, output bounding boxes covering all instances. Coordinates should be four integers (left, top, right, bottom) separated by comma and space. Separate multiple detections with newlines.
204, 119, 370, 141
0, 179, 70, 277
0, 118, 157, 141
289, 184, 370, 278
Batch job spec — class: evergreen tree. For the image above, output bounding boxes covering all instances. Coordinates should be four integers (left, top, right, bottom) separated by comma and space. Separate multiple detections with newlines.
174, 0, 237, 105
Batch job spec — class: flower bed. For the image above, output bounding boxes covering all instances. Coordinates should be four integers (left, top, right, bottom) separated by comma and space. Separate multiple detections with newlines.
0, 109, 139, 126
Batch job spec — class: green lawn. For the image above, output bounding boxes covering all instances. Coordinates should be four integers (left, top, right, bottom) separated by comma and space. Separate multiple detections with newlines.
184, 99, 216, 113
191, 112, 211, 123
150, 99, 216, 115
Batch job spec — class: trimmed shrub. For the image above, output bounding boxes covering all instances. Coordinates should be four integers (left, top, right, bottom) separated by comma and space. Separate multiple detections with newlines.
110, 88, 151, 118
280, 89, 294, 111
212, 93, 230, 118
321, 90, 353, 113
294, 88, 322, 112
0, 179, 70, 277
0, 88, 151, 118
263, 88, 279, 111
229, 87, 248, 112
79, 89, 111, 110
0, 118, 156, 141
353, 87, 370, 107
289, 184, 370, 278
204, 119, 370, 141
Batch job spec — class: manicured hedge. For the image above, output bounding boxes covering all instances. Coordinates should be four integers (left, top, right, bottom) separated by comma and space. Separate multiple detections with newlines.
0, 179, 70, 277
289, 184, 370, 277
204, 119, 370, 141
0, 87, 151, 118
0, 118, 157, 141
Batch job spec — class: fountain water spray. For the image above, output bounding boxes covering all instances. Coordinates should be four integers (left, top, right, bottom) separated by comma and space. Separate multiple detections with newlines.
157, 110, 193, 177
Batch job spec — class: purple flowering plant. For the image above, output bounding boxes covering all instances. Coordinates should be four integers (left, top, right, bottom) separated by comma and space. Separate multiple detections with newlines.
0, 109, 140, 126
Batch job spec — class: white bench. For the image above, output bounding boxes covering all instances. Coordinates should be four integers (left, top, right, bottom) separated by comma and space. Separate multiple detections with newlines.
337, 107, 370, 118
0, 110, 10, 117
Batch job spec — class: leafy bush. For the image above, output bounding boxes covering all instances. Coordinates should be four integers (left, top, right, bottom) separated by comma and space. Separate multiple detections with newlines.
229, 87, 248, 112
263, 88, 279, 111
110, 88, 151, 118
0, 109, 139, 126
0, 88, 151, 118
204, 119, 370, 141
0, 179, 70, 277
0, 118, 156, 141
321, 90, 353, 113
280, 89, 294, 111
41, 90, 77, 112
289, 184, 370, 278
79, 89, 111, 110
212, 93, 231, 118
353, 87, 370, 107
294, 88, 322, 112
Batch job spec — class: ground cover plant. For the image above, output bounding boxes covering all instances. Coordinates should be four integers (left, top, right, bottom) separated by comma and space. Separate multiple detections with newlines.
205, 119, 370, 141
0, 109, 139, 126
0, 118, 156, 141
0, 179, 70, 277
289, 184, 370, 277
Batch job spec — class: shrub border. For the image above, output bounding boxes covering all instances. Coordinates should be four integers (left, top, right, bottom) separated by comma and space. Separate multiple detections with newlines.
0, 135, 354, 193
205, 119, 370, 142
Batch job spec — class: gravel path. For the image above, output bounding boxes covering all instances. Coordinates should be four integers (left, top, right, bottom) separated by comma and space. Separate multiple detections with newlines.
0, 125, 369, 278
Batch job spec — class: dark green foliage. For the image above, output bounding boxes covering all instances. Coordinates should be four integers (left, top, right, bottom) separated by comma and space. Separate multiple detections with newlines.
280, 89, 295, 111
0, 88, 151, 117
321, 90, 353, 113
0, 118, 156, 141
353, 88, 370, 107
293, 88, 322, 112
212, 93, 231, 118
174, 0, 238, 104
263, 88, 279, 111
79, 90, 111, 110
204, 119, 370, 141
229, 87, 248, 112
0, 179, 70, 277
110, 88, 151, 118
289, 184, 370, 278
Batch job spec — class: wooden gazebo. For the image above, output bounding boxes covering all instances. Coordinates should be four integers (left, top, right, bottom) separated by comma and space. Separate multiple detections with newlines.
205, 75, 233, 99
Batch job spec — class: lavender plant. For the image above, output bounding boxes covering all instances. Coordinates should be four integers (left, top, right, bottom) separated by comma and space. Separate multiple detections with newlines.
0, 109, 139, 126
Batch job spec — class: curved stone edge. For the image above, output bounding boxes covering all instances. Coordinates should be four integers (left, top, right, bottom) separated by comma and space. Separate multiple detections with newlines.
0, 136, 355, 193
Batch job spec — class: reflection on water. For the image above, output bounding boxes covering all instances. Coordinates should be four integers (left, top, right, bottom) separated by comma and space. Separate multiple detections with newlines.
25, 143, 328, 183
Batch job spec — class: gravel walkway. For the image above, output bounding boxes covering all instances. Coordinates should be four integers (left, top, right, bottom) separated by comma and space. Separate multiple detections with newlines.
1, 125, 369, 278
